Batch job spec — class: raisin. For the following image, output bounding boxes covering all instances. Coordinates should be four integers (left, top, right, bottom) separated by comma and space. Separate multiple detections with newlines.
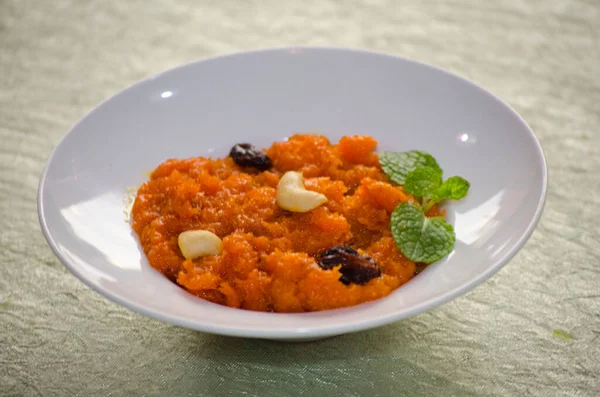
229, 143, 272, 171
318, 245, 381, 285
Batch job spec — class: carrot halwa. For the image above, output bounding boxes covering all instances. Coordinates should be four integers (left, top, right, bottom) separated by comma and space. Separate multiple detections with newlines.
131, 134, 441, 312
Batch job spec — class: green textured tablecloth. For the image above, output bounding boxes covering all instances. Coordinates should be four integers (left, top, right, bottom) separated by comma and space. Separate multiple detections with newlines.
1, 1, 599, 396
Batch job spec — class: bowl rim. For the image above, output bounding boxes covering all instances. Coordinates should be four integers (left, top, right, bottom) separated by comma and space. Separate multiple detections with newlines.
37, 46, 548, 339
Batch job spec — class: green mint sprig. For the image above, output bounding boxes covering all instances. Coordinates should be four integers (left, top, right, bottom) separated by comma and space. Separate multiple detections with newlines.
379, 150, 470, 264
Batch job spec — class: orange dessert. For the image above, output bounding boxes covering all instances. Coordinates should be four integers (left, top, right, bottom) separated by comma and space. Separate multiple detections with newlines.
131, 134, 442, 312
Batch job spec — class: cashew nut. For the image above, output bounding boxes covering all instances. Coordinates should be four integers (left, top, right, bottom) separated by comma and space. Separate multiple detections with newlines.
178, 230, 223, 259
276, 171, 328, 212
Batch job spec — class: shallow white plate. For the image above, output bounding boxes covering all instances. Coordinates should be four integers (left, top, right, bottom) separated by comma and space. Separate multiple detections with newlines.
38, 47, 547, 341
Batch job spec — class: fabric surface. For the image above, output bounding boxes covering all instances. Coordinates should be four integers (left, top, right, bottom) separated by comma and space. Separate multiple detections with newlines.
1, 1, 599, 396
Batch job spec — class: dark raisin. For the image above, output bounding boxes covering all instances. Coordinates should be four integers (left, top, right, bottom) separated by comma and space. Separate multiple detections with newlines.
318, 245, 381, 285
229, 143, 272, 171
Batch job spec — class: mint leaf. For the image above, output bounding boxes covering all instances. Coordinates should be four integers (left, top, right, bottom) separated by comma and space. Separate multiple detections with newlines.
552, 329, 574, 340
379, 151, 442, 185
404, 166, 442, 198
390, 202, 455, 264
436, 176, 470, 201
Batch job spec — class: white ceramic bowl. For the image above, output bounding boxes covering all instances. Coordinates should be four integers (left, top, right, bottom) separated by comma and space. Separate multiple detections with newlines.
38, 47, 547, 341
